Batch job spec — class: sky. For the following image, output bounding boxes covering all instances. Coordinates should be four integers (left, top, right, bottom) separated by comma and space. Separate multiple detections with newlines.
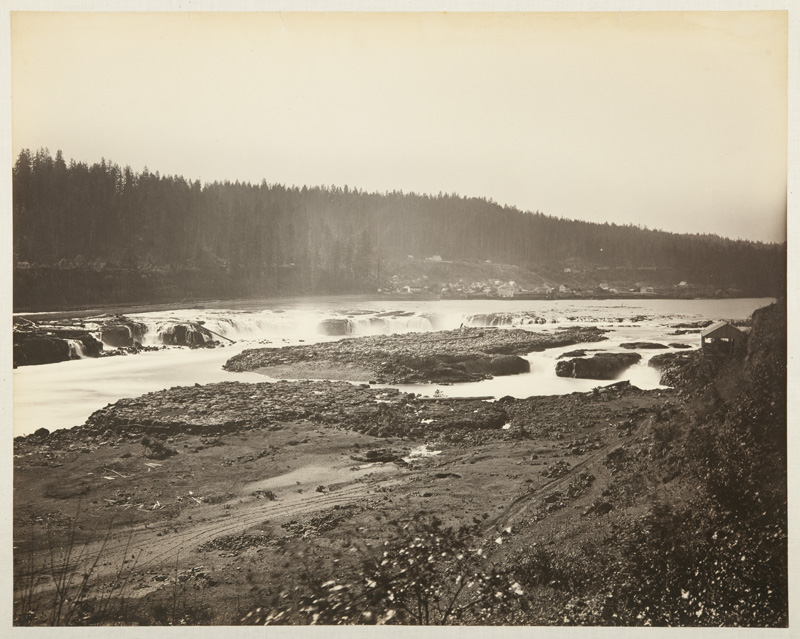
11, 10, 789, 243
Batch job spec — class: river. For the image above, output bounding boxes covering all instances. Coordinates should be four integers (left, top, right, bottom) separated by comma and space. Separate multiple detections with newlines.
13, 297, 773, 437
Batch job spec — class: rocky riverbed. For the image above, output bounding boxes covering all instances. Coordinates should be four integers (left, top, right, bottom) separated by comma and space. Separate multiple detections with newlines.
72, 380, 507, 442
13, 303, 783, 627
13, 373, 678, 626
224, 326, 608, 384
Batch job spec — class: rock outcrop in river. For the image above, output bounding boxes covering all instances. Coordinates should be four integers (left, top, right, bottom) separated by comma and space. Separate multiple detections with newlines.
619, 342, 668, 350
100, 317, 149, 347
13, 324, 103, 366
13, 314, 225, 367
555, 352, 642, 380
223, 326, 608, 384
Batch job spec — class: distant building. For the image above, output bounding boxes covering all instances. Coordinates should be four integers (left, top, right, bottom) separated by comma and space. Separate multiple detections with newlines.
677, 281, 689, 287
559, 284, 570, 293
426, 255, 443, 262
640, 286, 655, 294
700, 321, 745, 355
497, 283, 516, 298
403, 286, 423, 294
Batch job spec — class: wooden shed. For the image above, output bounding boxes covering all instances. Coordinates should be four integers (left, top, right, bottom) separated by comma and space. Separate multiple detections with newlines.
700, 321, 745, 354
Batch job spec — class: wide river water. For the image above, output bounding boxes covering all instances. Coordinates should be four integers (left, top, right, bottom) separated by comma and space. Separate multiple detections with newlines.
13, 297, 773, 437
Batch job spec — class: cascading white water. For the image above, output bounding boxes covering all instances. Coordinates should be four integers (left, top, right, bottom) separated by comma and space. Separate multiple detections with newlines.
13, 297, 773, 437
130, 309, 450, 343
66, 339, 87, 359
347, 314, 438, 335
465, 312, 550, 327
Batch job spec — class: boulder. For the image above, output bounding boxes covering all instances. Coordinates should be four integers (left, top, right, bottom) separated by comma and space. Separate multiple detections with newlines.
595, 501, 614, 515
78, 333, 104, 357
159, 323, 210, 346
555, 353, 642, 379
13, 335, 71, 366
101, 324, 133, 347
484, 354, 531, 376
141, 435, 178, 459
352, 448, 400, 463
101, 318, 147, 347
648, 352, 690, 370
14, 327, 104, 366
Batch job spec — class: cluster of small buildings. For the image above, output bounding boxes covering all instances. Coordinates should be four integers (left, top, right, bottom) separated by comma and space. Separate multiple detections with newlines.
383, 276, 699, 299
382, 276, 713, 298
381, 256, 717, 299
441, 280, 524, 297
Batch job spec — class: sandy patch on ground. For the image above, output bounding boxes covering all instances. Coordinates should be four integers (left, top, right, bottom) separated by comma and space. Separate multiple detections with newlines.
240, 460, 396, 497
255, 361, 376, 381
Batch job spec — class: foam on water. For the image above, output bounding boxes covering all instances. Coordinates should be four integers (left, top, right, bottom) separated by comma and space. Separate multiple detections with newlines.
66, 339, 87, 359
13, 298, 772, 436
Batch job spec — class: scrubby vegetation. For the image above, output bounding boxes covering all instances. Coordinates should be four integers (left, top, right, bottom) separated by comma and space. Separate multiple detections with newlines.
14, 302, 786, 627
238, 302, 786, 627
242, 517, 528, 626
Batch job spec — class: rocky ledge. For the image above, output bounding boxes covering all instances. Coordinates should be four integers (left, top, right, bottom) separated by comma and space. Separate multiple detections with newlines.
555, 352, 642, 379
13, 314, 224, 367
40, 380, 507, 443
619, 342, 668, 350
17, 377, 662, 452
648, 350, 712, 391
223, 326, 608, 384
13, 330, 103, 366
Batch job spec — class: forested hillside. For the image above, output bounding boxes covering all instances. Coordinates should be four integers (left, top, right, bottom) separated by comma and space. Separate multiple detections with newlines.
12, 149, 786, 309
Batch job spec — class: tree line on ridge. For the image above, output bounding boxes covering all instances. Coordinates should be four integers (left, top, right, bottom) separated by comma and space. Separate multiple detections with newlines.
12, 148, 786, 309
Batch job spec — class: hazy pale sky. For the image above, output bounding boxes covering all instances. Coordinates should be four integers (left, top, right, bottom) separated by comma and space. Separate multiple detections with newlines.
11, 11, 788, 243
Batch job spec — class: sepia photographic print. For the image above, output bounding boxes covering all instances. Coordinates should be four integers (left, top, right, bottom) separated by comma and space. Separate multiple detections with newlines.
7, 2, 793, 630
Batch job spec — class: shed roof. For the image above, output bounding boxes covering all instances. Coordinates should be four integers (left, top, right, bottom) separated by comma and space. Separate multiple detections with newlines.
700, 321, 743, 337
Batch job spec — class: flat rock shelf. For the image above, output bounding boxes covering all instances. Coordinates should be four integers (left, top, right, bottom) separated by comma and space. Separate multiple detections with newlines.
224, 326, 608, 384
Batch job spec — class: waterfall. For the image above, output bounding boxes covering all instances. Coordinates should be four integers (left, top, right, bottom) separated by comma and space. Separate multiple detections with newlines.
465, 312, 549, 327
67, 339, 87, 359
346, 314, 437, 335
126, 308, 557, 344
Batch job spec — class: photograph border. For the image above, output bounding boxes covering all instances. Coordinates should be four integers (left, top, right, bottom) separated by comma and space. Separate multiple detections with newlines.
1, 1, 795, 637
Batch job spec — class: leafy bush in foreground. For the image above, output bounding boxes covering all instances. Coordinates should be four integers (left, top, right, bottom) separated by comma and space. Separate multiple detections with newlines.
241, 517, 527, 625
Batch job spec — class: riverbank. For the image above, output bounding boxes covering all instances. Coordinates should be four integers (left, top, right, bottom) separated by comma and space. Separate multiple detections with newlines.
13, 378, 675, 625
13, 301, 786, 627
14, 293, 775, 321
